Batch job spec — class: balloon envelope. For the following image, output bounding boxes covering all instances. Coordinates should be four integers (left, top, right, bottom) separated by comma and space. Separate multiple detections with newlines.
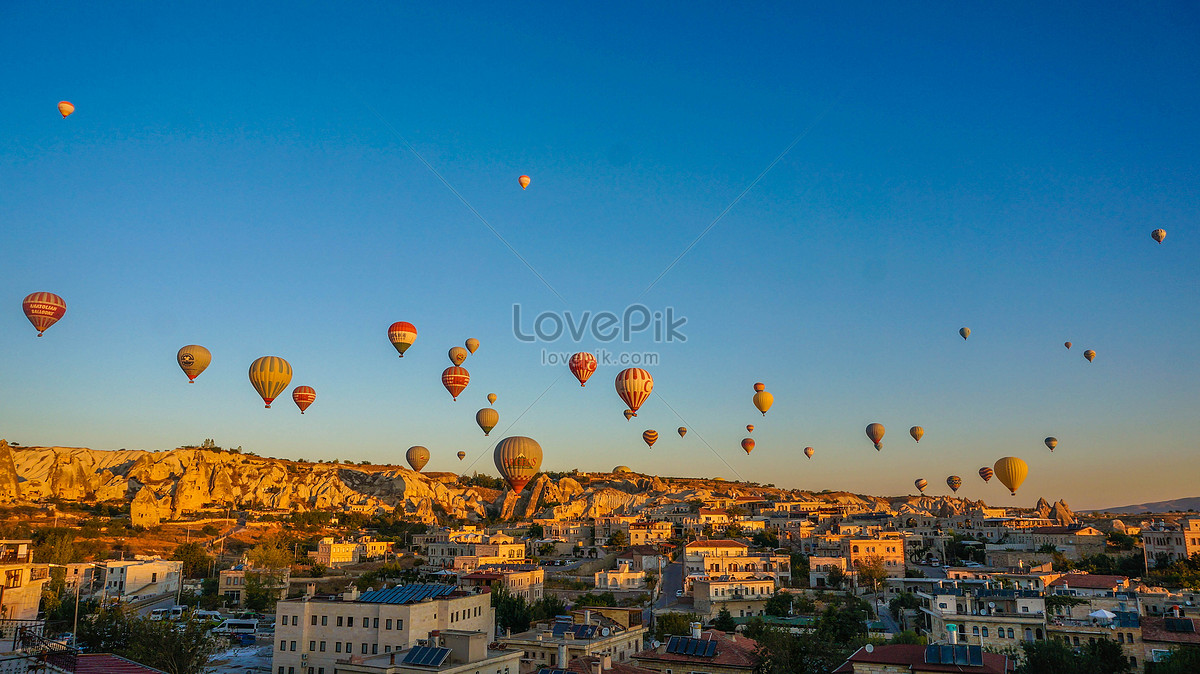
741, 438, 755, 454
518, 175, 531, 190
1064, 341, 1072, 349
494, 436, 542, 492
615, 368, 654, 416
177, 345, 211, 382
1044, 437, 1058, 452
642, 430, 658, 448
457, 451, 466, 461
979, 467, 994, 483
22, 292, 66, 336
569, 352, 598, 386
1084, 350, 1096, 362
915, 479, 928, 493
623, 409, 635, 421
292, 386, 316, 414
804, 446, 815, 459
746, 425, 755, 433
442, 366, 470, 400
994, 456, 1028, 496
487, 393, 497, 405
58, 101, 74, 118
910, 426, 924, 443
959, 327, 971, 340
388, 322, 417, 357
946, 476, 962, 493
866, 423, 885, 450
753, 391, 773, 416
753, 382, 766, 392
406, 446, 430, 472
248, 356, 292, 408
465, 338, 480, 354
1152, 229, 1166, 243
677, 427, 687, 438
449, 346, 469, 366
476, 408, 499, 436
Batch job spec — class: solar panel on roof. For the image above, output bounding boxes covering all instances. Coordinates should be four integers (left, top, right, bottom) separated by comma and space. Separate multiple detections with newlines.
968, 645, 983, 666
1165, 617, 1196, 633
924, 645, 939, 664
401, 645, 451, 667
687, 639, 700, 656
954, 644, 969, 665
360, 584, 456, 605
704, 640, 718, 657
666, 636, 681, 653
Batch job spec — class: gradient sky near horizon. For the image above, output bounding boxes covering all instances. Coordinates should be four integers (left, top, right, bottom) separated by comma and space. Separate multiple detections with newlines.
2, 3, 1198, 510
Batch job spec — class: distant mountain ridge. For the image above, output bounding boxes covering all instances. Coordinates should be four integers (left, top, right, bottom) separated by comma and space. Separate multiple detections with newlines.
1095, 496, 1200, 514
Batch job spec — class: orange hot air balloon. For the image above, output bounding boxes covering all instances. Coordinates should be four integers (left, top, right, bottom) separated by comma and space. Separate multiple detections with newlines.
406, 446, 430, 472
449, 346, 469, 366
677, 427, 687, 438
518, 175, 531, 190
741, 438, 755, 455
1083, 350, 1096, 363
1044, 437, 1058, 452
746, 425, 755, 433
292, 386, 316, 414
910, 426, 924, 443
177, 345, 212, 383
457, 451, 466, 461
866, 423, 885, 450
465, 338, 480, 354
1152, 229, 1166, 244
494, 436, 543, 492
487, 393, 497, 406
914, 478, 928, 494
569, 352, 597, 386
22, 292, 66, 336
946, 475, 962, 493
642, 430, 658, 448
753, 382, 766, 393
476, 407, 499, 436
978, 467, 994, 483
804, 446, 815, 459
388, 322, 417, 357
753, 391, 773, 416
248, 356, 292, 408
959, 327, 971, 340
994, 456, 1028, 496
615, 368, 653, 417
1064, 341, 1072, 349
442, 366, 470, 400
57, 102, 74, 118
623, 409, 635, 421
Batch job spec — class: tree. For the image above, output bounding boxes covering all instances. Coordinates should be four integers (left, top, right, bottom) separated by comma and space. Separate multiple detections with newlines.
855, 555, 888, 592
752, 627, 856, 674
607, 530, 628, 547
889, 592, 922, 619
1148, 648, 1200, 673
764, 592, 793, 617
752, 529, 780, 549
171, 543, 213, 579
248, 534, 294, 570
1078, 638, 1132, 674
713, 607, 737, 632
527, 523, 544, 539
654, 612, 702, 641
78, 608, 219, 674
813, 599, 868, 644
574, 592, 618, 607
825, 566, 847, 589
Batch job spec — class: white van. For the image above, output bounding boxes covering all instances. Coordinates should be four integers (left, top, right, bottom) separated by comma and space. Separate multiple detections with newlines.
169, 606, 187, 621
213, 619, 258, 635
149, 608, 170, 622
193, 610, 222, 622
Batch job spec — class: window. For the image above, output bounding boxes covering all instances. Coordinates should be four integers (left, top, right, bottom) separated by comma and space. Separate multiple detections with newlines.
319, 642, 326, 652
972, 626, 979, 635
347, 617, 354, 627
309, 641, 315, 651
290, 641, 296, 651
152, 573, 158, 582
982, 627, 988, 637
1127, 633, 1134, 642
1118, 633, 1124, 643
278, 668, 284, 674
280, 641, 286, 652
362, 644, 368, 654
337, 617, 343, 627
311, 616, 317, 626
335, 643, 342, 653
397, 619, 403, 630
372, 644, 378, 655
373, 618, 378, 628
322, 616, 328, 626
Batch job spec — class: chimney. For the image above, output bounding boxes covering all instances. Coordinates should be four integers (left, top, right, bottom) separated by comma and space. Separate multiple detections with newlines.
947, 624, 958, 645
584, 609, 591, 625
690, 622, 702, 639
590, 661, 601, 674
602, 654, 612, 670
557, 643, 568, 667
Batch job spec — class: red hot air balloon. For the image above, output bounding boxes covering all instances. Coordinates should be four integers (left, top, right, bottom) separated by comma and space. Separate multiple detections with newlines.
292, 386, 316, 414
442, 366, 470, 400
388, 322, 417, 357
615, 368, 653, 417
753, 382, 766, 392
741, 438, 755, 455
518, 175, 531, 190
22, 292, 67, 336
58, 102, 74, 118
569, 352, 597, 386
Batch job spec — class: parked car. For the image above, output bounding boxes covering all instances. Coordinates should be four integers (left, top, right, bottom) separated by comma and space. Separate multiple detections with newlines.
675, 590, 684, 597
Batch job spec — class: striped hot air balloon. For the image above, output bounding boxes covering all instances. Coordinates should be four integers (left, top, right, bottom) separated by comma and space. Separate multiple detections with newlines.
406, 446, 430, 472
177, 345, 211, 383
487, 393, 497, 405
476, 408, 499, 436
615, 368, 653, 417
753, 382, 765, 392
22, 292, 66, 336
677, 427, 687, 438
915, 479, 928, 494
569, 352, 597, 386
388, 322, 417, 357
910, 426, 924, 443
292, 386, 316, 414
1084, 350, 1096, 363
946, 476, 962, 493
518, 175, 531, 190
494, 436, 543, 492
457, 451, 466, 461
978, 467, 994, 483
642, 430, 658, 448
1044, 437, 1058, 452
741, 438, 755, 455
248, 356, 292, 408
442, 366, 470, 400
746, 425, 755, 433
623, 409, 635, 421
57, 102, 74, 118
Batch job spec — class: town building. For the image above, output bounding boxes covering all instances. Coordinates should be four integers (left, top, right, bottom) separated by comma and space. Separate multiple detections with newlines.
632, 629, 758, 673
594, 563, 645, 592
95, 558, 182, 603
683, 540, 790, 585
615, 546, 668, 574
1139, 612, 1200, 668
1142, 517, 1200, 567
331, 630, 521, 674
499, 612, 647, 671
691, 576, 775, 621
626, 522, 672, 547
1047, 574, 1132, 597
459, 564, 543, 602
832, 644, 1012, 674
0, 540, 51, 621
220, 562, 291, 608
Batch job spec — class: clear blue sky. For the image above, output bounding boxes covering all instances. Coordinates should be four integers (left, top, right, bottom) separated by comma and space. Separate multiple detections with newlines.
2, 3, 1197, 509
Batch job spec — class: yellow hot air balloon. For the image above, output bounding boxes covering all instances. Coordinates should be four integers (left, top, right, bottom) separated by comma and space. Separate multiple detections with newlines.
465, 338, 480, 354
476, 408, 499, 436
959, 327, 971, 340
753, 391, 773, 416
866, 423, 885, 451
642, 430, 658, 448
487, 393, 497, 406
909, 426, 924, 443
677, 427, 687, 438
993, 456, 1028, 496
406, 446, 430, 472
457, 451, 466, 461
1044, 437, 1058, 452
1084, 350, 1096, 363
914, 478, 928, 493
177, 345, 212, 383
615, 368, 654, 417
746, 424, 755, 433
58, 101, 74, 118
1152, 229, 1166, 244
518, 175, 531, 190
494, 436, 543, 492
804, 446, 815, 459
248, 356, 292, 408
449, 346, 469, 367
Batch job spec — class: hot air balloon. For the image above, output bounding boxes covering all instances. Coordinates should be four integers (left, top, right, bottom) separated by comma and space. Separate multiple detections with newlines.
58, 102, 74, 118
406, 446, 430, 472
623, 409, 635, 421
292, 386, 316, 414
993, 456, 1028, 496
1044, 437, 1058, 452
518, 175, 531, 190
914, 479, 928, 494
910, 426, 924, 443
746, 425, 755, 433
753, 382, 766, 392
741, 438, 755, 455
569, 352, 597, 387
465, 338, 480, 354
494, 436, 542, 492
22, 292, 66, 336
1064, 341, 1072, 349
449, 346, 469, 366
677, 427, 687, 438
442, 367, 470, 400
388, 322, 417, 357
946, 476, 962, 493
1152, 229, 1166, 244
804, 446, 815, 459
177, 345, 211, 383
248, 356, 292, 408
615, 368, 653, 417
457, 451, 466, 461
487, 393, 497, 406
642, 430, 658, 448
753, 391, 773, 416
1084, 350, 1096, 363
866, 423, 885, 451
959, 327, 971, 340
978, 467, 994, 483
476, 408, 499, 436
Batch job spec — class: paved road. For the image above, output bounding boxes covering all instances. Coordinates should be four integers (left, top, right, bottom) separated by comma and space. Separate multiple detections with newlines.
130, 593, 178, 617
655, 560, 683, 610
